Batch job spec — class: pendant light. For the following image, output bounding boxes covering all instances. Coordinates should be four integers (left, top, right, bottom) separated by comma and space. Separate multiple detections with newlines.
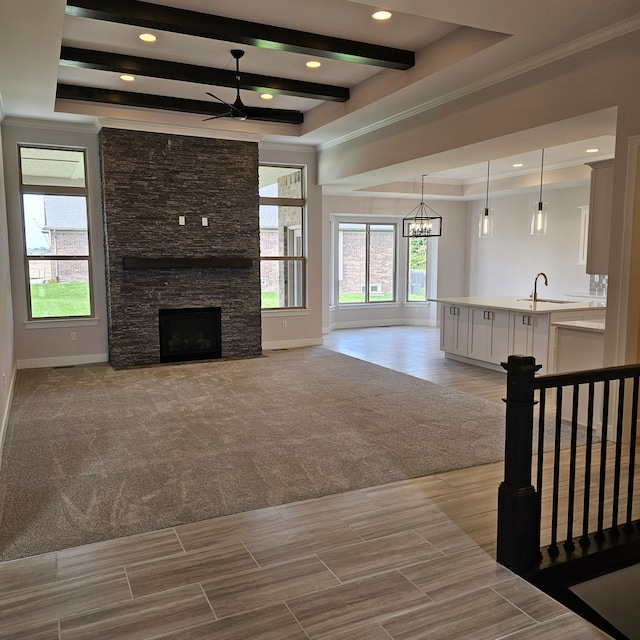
402, 174, 443, 238
479, 160, 494, 237
531, 148, 548, 235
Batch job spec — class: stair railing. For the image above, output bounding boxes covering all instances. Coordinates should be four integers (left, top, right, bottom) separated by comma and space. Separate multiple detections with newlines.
497, 355, 640, 577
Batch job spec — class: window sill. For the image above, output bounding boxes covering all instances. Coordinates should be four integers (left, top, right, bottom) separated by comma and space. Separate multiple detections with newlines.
24, 317, 100, 329
337, 302, 400, 308
261, 308, 309, 317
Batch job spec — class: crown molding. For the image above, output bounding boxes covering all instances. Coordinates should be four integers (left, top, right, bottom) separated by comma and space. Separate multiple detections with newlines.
258, 141, 317, 154
1, 116, 101, 134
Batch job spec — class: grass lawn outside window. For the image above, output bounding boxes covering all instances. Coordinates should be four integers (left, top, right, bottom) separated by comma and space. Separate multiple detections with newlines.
30, 282, 91, 318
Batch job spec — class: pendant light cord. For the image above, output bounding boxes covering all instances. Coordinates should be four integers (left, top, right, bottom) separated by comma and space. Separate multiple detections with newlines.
539, 148, 545, 203
485, 161, 490, 209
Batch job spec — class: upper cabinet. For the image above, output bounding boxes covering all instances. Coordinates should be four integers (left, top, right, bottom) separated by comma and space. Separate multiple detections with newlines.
586, 159, 614, 275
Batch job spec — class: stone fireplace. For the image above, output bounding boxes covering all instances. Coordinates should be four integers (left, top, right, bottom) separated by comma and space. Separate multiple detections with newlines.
100, 128, 262, 368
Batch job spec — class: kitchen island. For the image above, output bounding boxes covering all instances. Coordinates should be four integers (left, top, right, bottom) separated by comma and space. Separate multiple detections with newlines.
429, 296, 606, 373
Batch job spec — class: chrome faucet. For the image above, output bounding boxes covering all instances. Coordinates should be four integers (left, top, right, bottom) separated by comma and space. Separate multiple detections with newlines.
533, 272, 548, 302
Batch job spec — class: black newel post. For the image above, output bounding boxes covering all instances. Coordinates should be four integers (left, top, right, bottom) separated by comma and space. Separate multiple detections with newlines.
497, 355, 542, 575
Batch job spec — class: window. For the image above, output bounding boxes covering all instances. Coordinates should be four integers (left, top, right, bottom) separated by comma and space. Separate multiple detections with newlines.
19, 146, 93, 319
338, 222, 395, 304
259, 165, 305, 309
408, 236, 428, 301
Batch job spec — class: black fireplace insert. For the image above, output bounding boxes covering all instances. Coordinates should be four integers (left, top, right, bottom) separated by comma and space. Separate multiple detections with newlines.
159, 307, 222, 363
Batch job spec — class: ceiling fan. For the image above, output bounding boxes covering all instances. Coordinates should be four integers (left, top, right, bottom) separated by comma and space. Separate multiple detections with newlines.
202, 49, 304, 125
204, 49, 249, 121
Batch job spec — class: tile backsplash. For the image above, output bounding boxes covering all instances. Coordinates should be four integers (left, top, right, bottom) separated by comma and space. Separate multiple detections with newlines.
589, 274, 608, 297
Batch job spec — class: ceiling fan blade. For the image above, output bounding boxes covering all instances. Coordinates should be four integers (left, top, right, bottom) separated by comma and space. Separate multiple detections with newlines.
205, 91, 233, 109
202, 111, 232, 121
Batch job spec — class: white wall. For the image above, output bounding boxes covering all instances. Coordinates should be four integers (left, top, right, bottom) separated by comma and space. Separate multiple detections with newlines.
0, 123, 16, 459
434, 200, 469, 299
467, 184, 592, 299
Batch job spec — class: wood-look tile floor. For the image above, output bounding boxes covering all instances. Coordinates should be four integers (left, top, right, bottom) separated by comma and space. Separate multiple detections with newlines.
0, 327, 612, 639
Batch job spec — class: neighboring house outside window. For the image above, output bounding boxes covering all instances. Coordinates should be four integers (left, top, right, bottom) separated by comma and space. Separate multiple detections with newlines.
19, 146, 93, 319
259, 165, 305, 309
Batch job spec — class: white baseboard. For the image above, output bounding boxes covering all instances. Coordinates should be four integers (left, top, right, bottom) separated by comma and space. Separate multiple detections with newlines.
0, 363, 17, 473
330, 319, 405, 330
398, 318, 435, 327
17, 353, 109, 370
262, 338, 323, 351
444, 352, 506, 373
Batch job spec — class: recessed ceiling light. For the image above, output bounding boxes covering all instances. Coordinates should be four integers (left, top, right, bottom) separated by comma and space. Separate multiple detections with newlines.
139, 33, 156, 43
260, 94, 273, 100
120, 74, 135, 82
372, 10, 392, 20
306, 60, 322, 69
512, 162, 524, 168
585, 148, 600, 153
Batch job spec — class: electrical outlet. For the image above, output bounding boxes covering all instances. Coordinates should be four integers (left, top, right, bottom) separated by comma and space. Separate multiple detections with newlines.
2, 373, 5, 387
201, 217, 208, 226
178, 215, 186, 226
70, 331, 77, 341
282, 320, 287, 328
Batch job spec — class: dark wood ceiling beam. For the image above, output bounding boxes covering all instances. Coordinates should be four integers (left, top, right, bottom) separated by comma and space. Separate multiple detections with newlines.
65, 0, 414, 70
59, 47, 349, 102
56, 84, 305, 124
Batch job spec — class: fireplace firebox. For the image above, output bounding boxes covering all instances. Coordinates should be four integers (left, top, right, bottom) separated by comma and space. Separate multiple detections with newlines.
159, 307, 222, 363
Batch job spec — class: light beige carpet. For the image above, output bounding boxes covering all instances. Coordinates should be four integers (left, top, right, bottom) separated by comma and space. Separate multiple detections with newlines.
0, 347, 547, 560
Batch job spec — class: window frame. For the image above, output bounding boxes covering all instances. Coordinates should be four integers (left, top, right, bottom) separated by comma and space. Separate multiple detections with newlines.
337, 221, 397, 305
406, 235, 429, 303
18, 144, 95, 321
259, 164, 307, 311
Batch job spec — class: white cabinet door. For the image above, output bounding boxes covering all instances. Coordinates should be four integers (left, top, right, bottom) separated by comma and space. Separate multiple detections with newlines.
468, 308, 510, 364
468, 307, 491, 361
510, 312, 531, 357
441, 304, 468, 355
488, 309, 510, 364
509, 312, 550, 372
586, 159, 614, 275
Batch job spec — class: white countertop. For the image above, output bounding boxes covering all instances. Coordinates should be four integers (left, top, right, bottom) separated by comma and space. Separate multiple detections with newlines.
564, 292, 607, 300
552, 319, 606, 332
428, 296, 606, 313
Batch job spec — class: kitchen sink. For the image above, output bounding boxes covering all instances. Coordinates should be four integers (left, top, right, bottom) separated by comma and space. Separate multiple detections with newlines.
516, 298, 574, 304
